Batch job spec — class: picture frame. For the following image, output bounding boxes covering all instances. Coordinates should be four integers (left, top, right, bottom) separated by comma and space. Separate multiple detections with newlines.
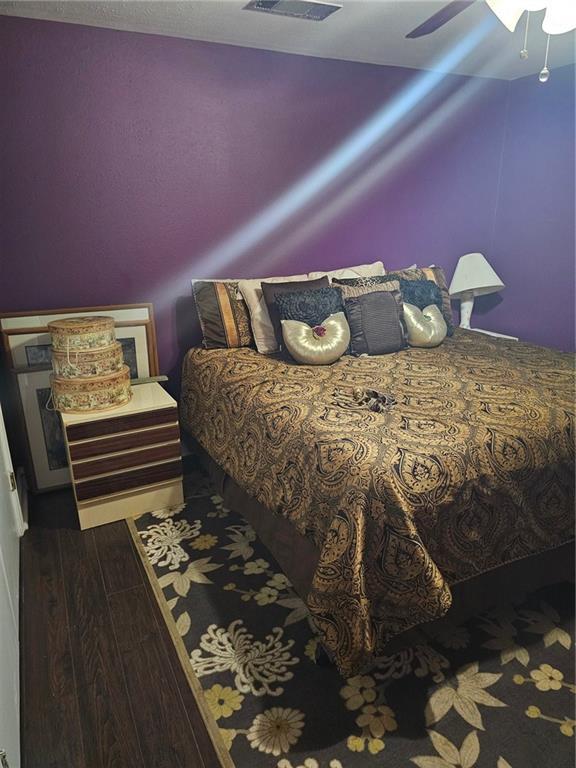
0, 304, 159, 492
1, 304, 159, 377
14, 368, 71, 491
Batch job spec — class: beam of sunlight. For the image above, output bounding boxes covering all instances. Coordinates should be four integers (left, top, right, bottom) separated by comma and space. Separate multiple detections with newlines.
154, 14, 496, 313
192, 17, 495, 274
261, 48, 517, 268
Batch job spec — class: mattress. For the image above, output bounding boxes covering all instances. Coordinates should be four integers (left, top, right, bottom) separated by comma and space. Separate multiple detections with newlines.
180, 329, 575, 675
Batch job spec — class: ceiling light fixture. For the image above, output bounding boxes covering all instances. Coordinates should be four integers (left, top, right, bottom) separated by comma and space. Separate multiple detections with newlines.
486, 0, 576, 82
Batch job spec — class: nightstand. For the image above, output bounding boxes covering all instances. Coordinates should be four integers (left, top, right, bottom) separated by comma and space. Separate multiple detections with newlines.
60, 382, 184, 529
469, 328, 519, 341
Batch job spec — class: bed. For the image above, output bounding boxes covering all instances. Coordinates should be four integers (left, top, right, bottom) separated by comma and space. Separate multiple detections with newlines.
180, 329, 575, 675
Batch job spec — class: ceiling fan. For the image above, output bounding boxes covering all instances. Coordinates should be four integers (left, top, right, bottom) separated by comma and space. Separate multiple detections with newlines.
405, 1, 576, 81
406, 0, 576, 39
405, 0, 476, 39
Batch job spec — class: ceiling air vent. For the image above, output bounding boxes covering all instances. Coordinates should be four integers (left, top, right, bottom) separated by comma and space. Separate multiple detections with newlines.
243, 1, 342, 22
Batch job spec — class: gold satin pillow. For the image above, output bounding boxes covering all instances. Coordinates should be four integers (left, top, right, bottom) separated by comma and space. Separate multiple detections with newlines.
281, 312, 350, 365
403, 303, 447, 347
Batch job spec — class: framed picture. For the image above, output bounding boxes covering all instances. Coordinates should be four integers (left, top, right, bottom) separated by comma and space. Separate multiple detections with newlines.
1, 304, 158, 378
0, 304, 159, 491
14, 368, 71, 491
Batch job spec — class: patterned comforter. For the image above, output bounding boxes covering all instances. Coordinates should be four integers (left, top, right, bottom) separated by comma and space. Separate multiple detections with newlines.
180, 330, 574, 675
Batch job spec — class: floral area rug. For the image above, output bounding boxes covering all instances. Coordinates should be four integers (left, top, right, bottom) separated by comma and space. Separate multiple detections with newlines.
131, 464, 575, 768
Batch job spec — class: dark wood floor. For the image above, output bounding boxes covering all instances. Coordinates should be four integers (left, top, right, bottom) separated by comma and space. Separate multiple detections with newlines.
21, 486, 222, 768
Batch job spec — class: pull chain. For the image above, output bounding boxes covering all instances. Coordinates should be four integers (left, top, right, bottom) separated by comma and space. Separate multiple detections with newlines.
539, 34, 551, 82
520, 11, 530, 59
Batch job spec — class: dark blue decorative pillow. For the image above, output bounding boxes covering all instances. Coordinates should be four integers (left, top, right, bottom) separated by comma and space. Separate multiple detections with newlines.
275, 287, 345, 327
399, 279, 443, 311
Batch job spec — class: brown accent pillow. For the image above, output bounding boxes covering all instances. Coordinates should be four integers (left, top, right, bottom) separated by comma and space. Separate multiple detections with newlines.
193, 281, 253, 349
262, 276, 329, 347
344, 290, 406, 356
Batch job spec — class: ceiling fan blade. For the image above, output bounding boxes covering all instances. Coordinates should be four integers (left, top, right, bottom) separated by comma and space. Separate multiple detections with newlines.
406, 0, 477, 39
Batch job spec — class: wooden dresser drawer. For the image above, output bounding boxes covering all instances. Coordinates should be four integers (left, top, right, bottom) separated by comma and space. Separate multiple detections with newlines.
75, 458, 182, 501
66, 406, 177, 442
68, 423, 180, 461
72, 442, 181, 480
60, 383, 185, 528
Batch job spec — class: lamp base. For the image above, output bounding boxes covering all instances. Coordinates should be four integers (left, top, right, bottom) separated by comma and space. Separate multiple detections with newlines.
459, 293, 475, 329
470, 328, 519, 341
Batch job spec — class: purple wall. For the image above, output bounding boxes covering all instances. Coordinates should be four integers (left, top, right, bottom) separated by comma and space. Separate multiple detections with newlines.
481, 65, 575, 347
1, 16, 574, 388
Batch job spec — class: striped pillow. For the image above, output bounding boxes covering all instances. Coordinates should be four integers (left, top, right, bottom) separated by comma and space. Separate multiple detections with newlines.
193, 281, 254, 349
344, 290, 406, 356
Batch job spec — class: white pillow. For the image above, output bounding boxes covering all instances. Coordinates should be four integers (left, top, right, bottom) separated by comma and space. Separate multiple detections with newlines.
238, 274, 308, 354
308, 261, 385, 282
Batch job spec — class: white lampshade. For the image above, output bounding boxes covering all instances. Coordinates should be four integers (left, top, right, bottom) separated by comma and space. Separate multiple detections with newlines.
449, 253, 505, 298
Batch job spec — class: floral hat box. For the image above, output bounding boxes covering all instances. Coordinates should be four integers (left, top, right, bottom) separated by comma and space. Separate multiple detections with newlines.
51, 365, 132, 413
48, 315, 116, 352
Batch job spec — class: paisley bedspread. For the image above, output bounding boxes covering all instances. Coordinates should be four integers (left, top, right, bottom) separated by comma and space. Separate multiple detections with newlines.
180, 330, 574, 675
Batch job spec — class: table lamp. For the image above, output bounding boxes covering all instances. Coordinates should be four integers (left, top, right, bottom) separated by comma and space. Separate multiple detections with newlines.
449, 253, 505, 329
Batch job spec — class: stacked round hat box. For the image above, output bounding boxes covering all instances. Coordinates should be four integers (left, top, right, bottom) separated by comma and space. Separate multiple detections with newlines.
49, 316, 132, 412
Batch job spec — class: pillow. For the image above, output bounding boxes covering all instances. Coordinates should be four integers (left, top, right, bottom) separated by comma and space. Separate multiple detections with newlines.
337, 279, 400, 300
336, 266, 454, 335
261, 276, 329, 348
193, 280, 253, 349
275, 287, 345, 328
238, 273, 308, 354
308, 261, 385, 282
282, 312, 350, 365
334, 274, 393, 288
403, 304, 447, 348
344, 290, 406, 356
418, 266, 453, 335
399, 279, 443, 312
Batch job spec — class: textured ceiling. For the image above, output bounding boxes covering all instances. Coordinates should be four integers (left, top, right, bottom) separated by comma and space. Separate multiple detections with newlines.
1, 0, 574, 80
